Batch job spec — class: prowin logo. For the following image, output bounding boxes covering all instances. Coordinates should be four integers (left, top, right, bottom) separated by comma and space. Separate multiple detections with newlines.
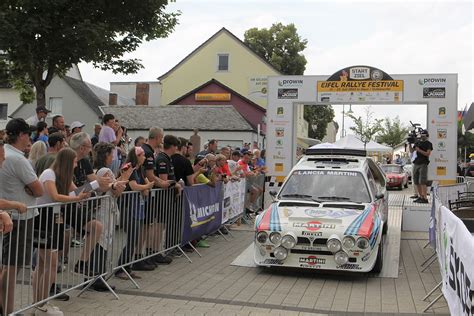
278, 79, 303, 87
418, 78, 447, 86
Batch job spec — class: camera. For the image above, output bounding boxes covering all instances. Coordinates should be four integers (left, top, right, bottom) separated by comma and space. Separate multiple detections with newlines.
406, 121, 425, 144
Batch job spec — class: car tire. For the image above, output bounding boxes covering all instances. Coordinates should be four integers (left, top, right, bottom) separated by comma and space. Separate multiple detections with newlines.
372, 237, 384, 273
399, 184, 403, 190
404, 182, 409, 188
382, 220, 388, 235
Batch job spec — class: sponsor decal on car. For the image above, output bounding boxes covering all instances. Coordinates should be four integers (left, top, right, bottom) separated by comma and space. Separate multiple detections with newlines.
299, 256, 326, 265
301, 231, 323, 237
300, 245, 325, 251
293, 221, 336, 231
304, 209, 359, 219
300, 264, 322, 269
361, 252, 372, 262
337, 263, 363, 270
263, 258, 284, 265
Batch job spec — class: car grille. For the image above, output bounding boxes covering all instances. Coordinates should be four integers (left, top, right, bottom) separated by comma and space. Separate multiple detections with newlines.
297, 237, 311, 245
297, 237, 328, 245
291, 249, 333, 256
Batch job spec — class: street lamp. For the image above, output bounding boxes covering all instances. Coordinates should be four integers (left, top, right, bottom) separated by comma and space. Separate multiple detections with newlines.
341, 104, 353, 138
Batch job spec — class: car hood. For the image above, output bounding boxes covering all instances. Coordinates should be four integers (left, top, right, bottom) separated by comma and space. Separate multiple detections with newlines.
256, 202, 380, 239
386, 173, 404, 177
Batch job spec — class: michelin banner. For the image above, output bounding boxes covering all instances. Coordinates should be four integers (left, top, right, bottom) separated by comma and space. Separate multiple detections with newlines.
436, 204, 474, 315
182, 183, 223, 244
222, 180, 246, 224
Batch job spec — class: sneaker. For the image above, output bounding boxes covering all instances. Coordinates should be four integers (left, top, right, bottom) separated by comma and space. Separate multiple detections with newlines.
91, 279, 116, 292
144, 257, 158, 268
71, 239, 83, 247
74, 261, 100, 277
418, 198, 429, 204
196, 240, 210, 248
131, 261, 156, 271
50, 284, 69, 301
34, 302, 64, 316
410, 195, 419, 199
153, 254, 173, 264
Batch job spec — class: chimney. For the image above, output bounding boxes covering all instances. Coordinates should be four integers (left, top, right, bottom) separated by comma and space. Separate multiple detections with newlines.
136, 83, 149, 105
109, 93, 118, 106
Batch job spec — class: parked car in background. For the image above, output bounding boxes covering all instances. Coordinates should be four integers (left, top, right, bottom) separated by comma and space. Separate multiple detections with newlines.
254, 148, 388, 273
382, 164, 409, 190
403, 160, 413, 183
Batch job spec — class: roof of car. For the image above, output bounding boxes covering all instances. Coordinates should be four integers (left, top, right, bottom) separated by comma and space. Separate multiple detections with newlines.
296, 154, 369, 171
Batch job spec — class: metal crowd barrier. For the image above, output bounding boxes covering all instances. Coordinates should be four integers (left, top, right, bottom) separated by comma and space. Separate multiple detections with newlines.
242, 174, 265, 222
108, 188, 187, 288
3, 183, 244, 314
1, 195, 114, 315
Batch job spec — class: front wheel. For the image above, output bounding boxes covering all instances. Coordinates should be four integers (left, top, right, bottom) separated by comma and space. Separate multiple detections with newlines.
372, 238, 384, 273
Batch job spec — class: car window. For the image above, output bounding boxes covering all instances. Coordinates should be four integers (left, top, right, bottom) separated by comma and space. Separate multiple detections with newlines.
366, 169, 377, 197
279, 170, 371, 203
382, 165, 403, 174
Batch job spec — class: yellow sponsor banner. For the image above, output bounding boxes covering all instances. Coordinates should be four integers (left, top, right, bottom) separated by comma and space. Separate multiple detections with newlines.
439, 179, 456, 185
195, 93, 231, 101
317, 80, 404, 92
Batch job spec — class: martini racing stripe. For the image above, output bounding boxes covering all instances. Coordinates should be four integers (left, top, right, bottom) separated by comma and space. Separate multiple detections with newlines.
344, 205, 371, 236
256, 203, 281, 232
369, 215, 381, 248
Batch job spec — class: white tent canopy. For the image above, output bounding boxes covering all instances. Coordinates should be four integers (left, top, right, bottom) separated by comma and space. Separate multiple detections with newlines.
333, 134, 392, 153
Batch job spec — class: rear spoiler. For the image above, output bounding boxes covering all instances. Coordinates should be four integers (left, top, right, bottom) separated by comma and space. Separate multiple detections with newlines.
305, 148, 367, 157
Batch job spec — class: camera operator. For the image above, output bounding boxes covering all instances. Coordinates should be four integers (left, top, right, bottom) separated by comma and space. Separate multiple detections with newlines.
409, 130, 432, 204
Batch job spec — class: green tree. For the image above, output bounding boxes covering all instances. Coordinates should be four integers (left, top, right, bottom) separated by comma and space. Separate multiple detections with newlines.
0, 0, 179, 107
245, 22, 334, 140
458, 120, 474, 161
376, 116, 409, 148
347, 107, 384, 145
244, 22, 307, 75
304, 105, 335, 140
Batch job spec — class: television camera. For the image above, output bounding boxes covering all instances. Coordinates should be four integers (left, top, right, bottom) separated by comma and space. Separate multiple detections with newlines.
406, 121, 425, 144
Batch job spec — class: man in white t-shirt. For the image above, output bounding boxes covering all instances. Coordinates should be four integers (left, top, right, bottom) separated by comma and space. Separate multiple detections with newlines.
25, 106, 50, 126
0, 118, 43, 315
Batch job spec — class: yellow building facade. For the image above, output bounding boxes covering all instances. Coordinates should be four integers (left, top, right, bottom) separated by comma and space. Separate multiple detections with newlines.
158, 28, 281, 108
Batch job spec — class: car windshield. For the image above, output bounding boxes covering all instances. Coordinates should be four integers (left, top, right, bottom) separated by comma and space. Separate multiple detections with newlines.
382, 165, 403, 174
279, 170, 371, 203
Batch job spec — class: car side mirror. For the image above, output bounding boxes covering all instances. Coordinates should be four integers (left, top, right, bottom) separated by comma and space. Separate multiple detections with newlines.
269, 190, 277, 197
375, 193, 384, 200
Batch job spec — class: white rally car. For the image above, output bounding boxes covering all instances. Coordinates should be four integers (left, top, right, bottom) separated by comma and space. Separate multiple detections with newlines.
255, 148, 388, 273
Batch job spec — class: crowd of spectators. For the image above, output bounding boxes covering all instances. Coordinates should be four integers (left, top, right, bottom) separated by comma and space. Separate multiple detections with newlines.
0, 111, 266, 315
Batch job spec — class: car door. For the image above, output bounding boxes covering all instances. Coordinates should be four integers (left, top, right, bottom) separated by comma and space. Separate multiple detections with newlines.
367, 160, 388, 222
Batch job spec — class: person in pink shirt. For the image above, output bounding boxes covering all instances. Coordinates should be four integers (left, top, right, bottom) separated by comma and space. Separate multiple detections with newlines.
99, 114, 123, 176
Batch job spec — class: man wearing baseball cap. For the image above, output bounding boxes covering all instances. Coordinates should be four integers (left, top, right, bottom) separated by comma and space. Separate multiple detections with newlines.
26, 106, 51, 126
409, 129, 433, 204
0, 118, 43, 314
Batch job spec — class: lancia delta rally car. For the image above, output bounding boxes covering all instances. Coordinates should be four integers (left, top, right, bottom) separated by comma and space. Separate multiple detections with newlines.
254, 148, 388, 273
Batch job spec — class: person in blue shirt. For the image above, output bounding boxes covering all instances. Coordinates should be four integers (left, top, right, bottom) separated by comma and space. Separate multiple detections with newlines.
34, 121, 49, 148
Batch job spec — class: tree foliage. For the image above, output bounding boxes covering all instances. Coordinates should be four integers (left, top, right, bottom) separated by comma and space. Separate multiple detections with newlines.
376, 116, 409, 148
245, 22, 334, 140
244, 22, 307, 75
458, 120, 474, 160
346, 107, 383, 145
304, 105, 335, 140
0, 0, 179, 107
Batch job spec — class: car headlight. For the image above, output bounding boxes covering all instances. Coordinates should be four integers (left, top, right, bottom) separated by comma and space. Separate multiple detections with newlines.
256, 231, 268, 244
327, 236, 342, 253
334, 251, 349, 266
342, 236, 356, 249
269, 232, 282, 245
273, 246, 288, 260
357, 237, 369, 249
281, 233, 296, 249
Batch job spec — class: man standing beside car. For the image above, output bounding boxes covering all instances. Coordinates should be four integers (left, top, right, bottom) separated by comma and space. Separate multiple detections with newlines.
409, 130, 433, 203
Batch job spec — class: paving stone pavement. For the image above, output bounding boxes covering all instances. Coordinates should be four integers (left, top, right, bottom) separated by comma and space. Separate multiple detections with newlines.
40, 225, 450, 315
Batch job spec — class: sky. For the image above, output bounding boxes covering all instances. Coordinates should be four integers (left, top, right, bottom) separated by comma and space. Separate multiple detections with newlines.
78, 0, 473, 138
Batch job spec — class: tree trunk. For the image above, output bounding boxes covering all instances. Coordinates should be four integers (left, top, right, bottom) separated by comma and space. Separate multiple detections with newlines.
35, 84, 46, 108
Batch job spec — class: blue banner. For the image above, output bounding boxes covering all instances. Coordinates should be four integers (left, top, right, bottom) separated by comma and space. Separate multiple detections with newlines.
182, 182, 223, 244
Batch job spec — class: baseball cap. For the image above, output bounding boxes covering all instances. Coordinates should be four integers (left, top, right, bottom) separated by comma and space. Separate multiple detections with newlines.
36, 106, 51, 114
421, 129, 429, 136
70, 121, 85, 130
5, 118, 36, 136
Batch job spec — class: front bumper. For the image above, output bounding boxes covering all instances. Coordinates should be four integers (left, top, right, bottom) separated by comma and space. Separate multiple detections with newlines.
253, 243, 378, 273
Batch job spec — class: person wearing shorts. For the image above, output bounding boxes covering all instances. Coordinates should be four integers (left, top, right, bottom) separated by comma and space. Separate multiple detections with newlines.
409, 130, 433, 204
0, 119, 43, 315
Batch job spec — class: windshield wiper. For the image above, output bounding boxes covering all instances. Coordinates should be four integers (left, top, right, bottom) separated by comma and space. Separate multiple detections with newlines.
280, 194, 321, 202
317, 196, 351, 201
